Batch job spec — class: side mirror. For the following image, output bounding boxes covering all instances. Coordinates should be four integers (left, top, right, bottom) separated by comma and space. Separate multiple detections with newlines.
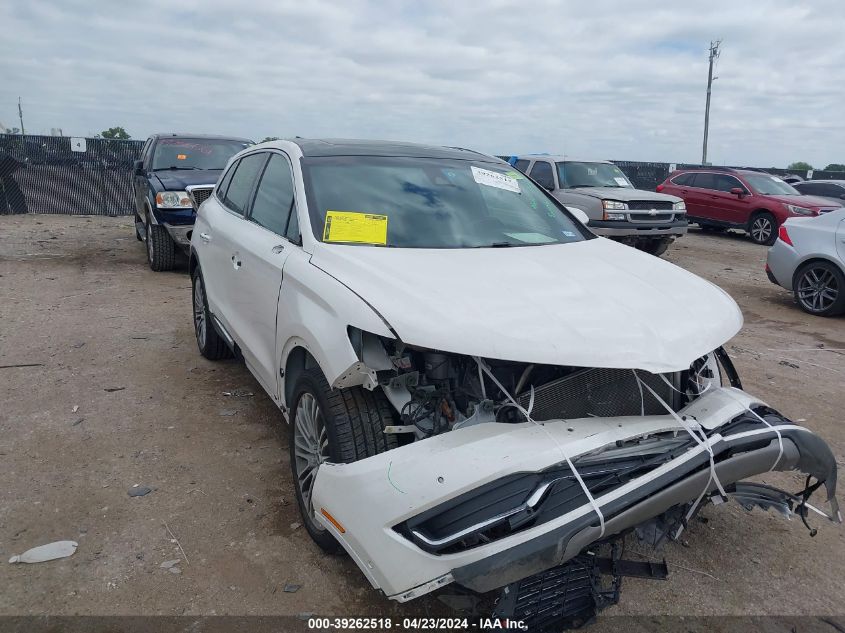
568, 207, 590, 225
730, 187, 746, 197
840, 193, 845, 200
133, 160, 144, 176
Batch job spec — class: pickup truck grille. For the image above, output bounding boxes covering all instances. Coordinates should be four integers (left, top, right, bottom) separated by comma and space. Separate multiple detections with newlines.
627, 201, 673, 211
186, 186, 214, 209
629, 213, 674, 223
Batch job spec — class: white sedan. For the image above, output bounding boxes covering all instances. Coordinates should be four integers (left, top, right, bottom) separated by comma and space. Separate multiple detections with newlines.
189, 139, 839, 626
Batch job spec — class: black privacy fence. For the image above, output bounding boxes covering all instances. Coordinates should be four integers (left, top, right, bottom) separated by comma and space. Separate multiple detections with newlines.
0, 134, 144, 216
2, 133, 844, 216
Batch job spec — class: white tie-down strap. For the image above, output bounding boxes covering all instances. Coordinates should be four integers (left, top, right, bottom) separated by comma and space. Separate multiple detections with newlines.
656, 371, 784, 473
632, 371, 728, 500
473, 357, 606, 538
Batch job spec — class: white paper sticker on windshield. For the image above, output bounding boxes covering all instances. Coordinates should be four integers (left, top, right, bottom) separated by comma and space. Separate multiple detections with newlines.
614, 177, 631, 187
471, 166, 521, 193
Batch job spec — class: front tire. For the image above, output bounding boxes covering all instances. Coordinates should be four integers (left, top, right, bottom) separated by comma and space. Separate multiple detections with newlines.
289, 368, 397, 553
639, 238, 670, 257
191, 267, 231, 359
793, 261, 845, 317
146, 218, 176, 271
748, 212, 776, 245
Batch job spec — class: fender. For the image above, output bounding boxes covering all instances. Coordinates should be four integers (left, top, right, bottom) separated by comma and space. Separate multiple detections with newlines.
276, 250, 395, 410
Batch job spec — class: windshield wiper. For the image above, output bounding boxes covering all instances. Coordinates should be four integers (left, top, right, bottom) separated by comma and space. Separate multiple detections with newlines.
153, 166, 204, 171
466, 242, 523, 248
568, 184, 597, 189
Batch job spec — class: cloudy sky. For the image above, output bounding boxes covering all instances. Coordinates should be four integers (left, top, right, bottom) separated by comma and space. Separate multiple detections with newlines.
2, 1, 843, 168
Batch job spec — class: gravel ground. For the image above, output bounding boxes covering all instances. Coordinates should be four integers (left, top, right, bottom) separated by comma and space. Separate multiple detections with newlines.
0, 215, 843, 627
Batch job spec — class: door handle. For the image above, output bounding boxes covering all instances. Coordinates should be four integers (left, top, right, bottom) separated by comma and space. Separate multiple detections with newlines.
271, 244, 285, 254
199, 232, 212, 243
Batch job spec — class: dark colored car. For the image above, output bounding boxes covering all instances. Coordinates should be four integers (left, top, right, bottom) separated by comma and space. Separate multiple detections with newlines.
657, 168, 842, 245
133, 133, 252, 271
793, 180, 845, 205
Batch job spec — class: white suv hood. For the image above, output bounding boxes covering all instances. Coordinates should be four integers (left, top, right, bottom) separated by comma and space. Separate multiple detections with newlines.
310, 237, 742, 373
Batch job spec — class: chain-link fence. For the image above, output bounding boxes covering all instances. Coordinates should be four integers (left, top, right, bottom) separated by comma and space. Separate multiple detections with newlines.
2, 134, 844, 216
0, 134, 144, 216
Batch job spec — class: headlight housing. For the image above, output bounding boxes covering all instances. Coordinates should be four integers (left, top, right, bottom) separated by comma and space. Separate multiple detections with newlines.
673, 201, 686, 211
156, 191, 192, 208
602, 200, 627, 211
785, 204, 815, 216
603, 212, 627, 221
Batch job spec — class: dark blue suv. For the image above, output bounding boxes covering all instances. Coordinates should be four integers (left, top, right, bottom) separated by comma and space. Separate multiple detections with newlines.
133, 133, 252, 271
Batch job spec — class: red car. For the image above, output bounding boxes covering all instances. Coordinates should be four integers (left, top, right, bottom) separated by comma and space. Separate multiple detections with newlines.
657, 168, 841, 244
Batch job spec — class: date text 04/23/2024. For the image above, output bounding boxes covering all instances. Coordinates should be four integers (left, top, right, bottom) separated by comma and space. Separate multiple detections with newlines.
307, 617, 528, 630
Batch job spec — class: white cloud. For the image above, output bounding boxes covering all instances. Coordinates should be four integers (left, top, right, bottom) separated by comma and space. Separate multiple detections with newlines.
1, 0, 843, 167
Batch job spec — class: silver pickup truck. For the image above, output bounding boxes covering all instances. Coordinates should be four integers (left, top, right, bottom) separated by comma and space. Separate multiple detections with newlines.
510, 156, 687, 256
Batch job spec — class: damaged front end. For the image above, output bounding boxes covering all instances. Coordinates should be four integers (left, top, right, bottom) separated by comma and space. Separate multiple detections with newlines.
311, 334, 840, 626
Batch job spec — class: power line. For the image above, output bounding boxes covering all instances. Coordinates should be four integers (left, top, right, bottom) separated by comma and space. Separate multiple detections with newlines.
701, 40, 721, 166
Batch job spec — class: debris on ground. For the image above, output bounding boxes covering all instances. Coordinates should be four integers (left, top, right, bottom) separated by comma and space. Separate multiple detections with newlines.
104, 387, 126, 392
128, 486, 153, 497
223, 389, 254, 398
160, 559, 180, 569
9, 540, 78, 564
290, 522, 301, 531
71, 418, 84, 426
218, 409, 238, 417
283, 583, 302, 593
779, 360, 800, 369
72, 405, 79, 413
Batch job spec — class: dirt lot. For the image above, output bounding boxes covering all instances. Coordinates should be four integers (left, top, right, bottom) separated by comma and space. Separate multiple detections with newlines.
1, 215, 843, 626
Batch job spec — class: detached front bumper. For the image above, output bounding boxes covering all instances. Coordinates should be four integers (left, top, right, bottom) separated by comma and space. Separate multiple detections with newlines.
589, 218, 688, 238
311, 387, 839, 601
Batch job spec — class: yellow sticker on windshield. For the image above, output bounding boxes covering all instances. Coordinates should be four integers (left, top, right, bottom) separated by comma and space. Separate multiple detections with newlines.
323, 211, 388, 245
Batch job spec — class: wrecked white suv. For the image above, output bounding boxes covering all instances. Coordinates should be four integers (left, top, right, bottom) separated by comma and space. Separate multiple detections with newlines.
189, 139, 839, 628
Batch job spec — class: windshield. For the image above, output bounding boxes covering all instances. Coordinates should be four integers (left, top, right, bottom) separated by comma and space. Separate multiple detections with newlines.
152, 138, 251, 171
557, 161, 633, 189
302, 156, 590, 248
743, 174, 800, 196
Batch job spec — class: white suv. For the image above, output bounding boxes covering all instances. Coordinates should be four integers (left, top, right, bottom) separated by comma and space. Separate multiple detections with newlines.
189, 139, 839, 626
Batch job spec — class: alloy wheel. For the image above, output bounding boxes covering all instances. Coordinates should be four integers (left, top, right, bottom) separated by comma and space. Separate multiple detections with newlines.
293, 392, 330, 528
750, 217, 772, 243
797, 267, 839, 313
193, 279, 207, 347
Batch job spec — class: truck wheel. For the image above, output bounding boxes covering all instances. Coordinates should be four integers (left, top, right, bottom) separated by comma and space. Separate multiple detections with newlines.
146, 218, 176, 271
640, 238, 670, 257
191, 266, 232, 360
793, 261, 845, 317
748, 212, 776, 245
289, 368, 397, 553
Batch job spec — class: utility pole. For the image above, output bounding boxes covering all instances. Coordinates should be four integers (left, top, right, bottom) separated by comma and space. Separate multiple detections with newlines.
18, 97, 25, 136
701, 40, 721, 165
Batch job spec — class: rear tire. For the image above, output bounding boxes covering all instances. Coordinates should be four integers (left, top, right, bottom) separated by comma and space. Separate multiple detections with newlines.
146, 218, 176, 271
793, 261, 845, 317
191, 266, 231, 360
289, 368, 397, 553
748, 212, 776, 245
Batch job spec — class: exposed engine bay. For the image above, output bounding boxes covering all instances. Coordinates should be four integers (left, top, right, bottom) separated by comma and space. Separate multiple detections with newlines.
349, 328, 731, 441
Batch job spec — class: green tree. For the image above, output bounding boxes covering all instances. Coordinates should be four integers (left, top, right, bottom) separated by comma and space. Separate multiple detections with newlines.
99, 126, 131, 140
823, 163, 845, 172
3, 127, 21, 134
787, 161, 813, 171
260, 136, 280, 143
